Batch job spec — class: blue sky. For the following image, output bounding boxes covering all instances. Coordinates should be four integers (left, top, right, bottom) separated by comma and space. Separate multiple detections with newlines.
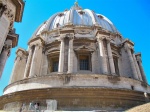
0, 0, 150, 95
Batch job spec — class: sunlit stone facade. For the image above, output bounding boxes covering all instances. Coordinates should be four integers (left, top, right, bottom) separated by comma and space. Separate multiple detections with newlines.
0, 0, 24, 78
0, 3, 149, 111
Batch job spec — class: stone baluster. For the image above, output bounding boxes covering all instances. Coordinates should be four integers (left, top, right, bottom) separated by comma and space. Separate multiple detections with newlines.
23, 46, 34, 78
29, 44, 42, 77
68, 38, 74, 73
0, 43, 11, 78
137, 55, 147, 83
58, 37, 65, 73
97, 37, 108, 74
125, 43, 138, 80
106, 38, 116, 75
133, 54, 143, 81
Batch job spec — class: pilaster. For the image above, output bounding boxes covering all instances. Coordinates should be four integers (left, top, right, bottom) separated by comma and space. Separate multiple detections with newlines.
133, 54, 143, 81
68, 34, 74, 73
28, 37, 44, 78
124, 41, 138, 80
10, 48, 27, 83
58, 35, 65, 73
23, 46, 34, 78
106, 37, 116, 75
136, 53, 147, 83
97, 35, 108, 74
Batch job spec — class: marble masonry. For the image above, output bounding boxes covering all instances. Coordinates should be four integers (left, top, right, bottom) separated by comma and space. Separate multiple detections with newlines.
0, 2, 149, 111
0, 0, 24, 78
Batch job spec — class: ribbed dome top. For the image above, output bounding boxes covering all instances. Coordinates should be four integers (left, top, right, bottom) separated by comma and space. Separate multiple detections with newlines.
33, 3, 118, 37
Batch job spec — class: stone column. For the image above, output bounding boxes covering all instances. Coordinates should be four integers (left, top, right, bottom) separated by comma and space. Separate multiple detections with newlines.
23, 47, 34, 78
97, 37, 108, 74
106, 38, 116, 75
58, 38, 65, 73
0, 44, 11, 78
125, 43, 138, 80
137, 55, 147, 83
9, 55, 20, 83
29, 44, 42, 77
133, 54, 143, 81
68, 38, 74, 73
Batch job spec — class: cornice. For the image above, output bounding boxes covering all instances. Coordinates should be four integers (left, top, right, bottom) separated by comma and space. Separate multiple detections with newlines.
11, 0, 25, 22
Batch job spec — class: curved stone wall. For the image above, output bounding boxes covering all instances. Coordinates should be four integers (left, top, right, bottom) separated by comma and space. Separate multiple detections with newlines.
1, 87, 149, 111
4, 74, 150, 95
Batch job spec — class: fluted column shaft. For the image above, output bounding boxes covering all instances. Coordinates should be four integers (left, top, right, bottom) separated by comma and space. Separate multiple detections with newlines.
58, 39, 65, 73
23, 47, 33, 78
133, 54, 142, 81
137, 56, 147, 83
107, 39, 116, 75
29, 45, 42, 77
125, 43, 138, 79
0, 47, 10, 78
97, 38, 108, 74
68, 38, 74, 73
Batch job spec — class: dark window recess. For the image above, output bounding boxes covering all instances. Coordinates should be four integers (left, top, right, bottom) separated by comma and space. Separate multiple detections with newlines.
53, 61, 59, 72
79, 55, 89, 70
113, 57, 119, 75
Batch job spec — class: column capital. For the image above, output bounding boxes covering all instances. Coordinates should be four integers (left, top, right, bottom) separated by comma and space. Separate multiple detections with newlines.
97, 36, 105, 42
60, 33, 74, 41
124, 42, 134, 52
106, 37, 111, 43
136, 55, 142, 62
28, 36, 44, 47
16, 48, 28, 57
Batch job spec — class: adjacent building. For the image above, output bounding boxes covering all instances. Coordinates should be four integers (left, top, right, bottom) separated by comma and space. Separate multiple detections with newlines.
0, 0, 25, 78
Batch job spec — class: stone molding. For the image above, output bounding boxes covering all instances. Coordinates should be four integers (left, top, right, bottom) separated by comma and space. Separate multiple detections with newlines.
11, 0, 25, 22
1, 87, 149, 111
3, 74, 150, 95
16, 48, 28, 59
28, 36, 44, 48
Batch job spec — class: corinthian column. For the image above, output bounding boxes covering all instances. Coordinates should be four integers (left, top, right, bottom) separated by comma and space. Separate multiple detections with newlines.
133, 54, 142, 81
68, 38, 74, 73
137, 54, 147, 83
9, 55, 20, 83
97, 37, 108, 74
23, 46, 34, 78
106, 38, 116, 75
0, 43, 11, 78
58, 38, 65, 73
29, 44, 42, 77
125, 43, 138, 80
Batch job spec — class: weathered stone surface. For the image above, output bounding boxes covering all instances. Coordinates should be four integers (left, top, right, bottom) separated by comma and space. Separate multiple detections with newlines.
0, 88, 149, 111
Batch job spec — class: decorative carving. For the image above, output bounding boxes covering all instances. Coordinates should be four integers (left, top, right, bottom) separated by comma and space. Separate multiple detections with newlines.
75, 29, 93, 35
0, 2, 7, 17
74, 45, 95, 53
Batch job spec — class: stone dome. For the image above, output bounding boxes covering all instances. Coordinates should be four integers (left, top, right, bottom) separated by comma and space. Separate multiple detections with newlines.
1, 2, 149, 112
33, 4, 118, 37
